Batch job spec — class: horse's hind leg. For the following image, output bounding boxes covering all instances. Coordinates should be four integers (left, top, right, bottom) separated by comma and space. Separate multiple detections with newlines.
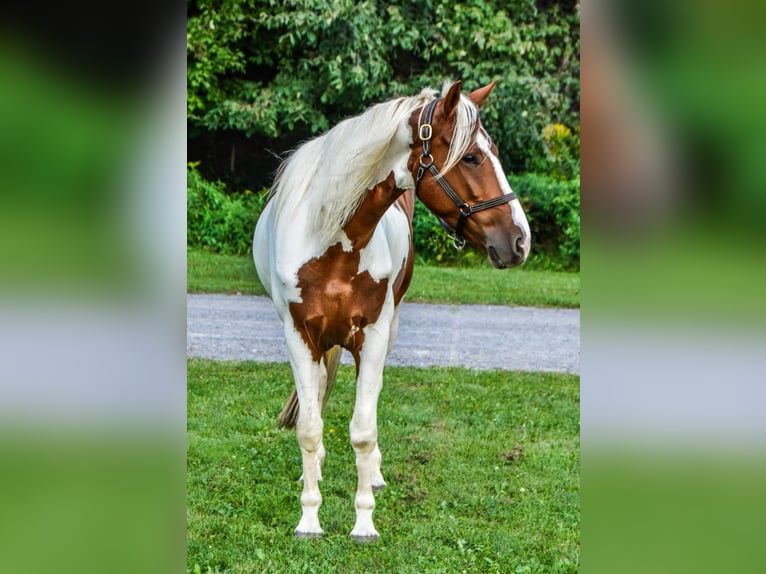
349, 319, 391, 542
366, 307, 402, 493
284, 328, 325, 538
284, 346, 342, 485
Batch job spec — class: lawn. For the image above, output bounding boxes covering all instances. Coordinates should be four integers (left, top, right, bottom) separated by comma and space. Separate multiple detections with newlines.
187, 359, 580, 573
187, 249, 580, 308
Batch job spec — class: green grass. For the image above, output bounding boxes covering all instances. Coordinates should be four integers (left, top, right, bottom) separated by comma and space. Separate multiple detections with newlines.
188, 250, 266, 296
187, 359, 580, 573
406, 265, 579, 307
187, 249, 580, 308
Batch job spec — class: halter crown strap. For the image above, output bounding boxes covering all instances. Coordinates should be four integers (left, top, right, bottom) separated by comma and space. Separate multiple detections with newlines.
414, 97, 517, 249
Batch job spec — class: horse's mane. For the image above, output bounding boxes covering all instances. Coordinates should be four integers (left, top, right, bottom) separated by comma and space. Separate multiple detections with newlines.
269, 81, 480, 244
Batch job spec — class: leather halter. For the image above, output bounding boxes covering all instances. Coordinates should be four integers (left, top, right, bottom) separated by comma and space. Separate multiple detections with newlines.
414, 97, 517, 249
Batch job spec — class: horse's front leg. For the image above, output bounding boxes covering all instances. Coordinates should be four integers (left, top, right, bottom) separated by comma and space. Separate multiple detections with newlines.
284, 327, 325, 538
298, 357, 328, 483
349, 319, 391, 542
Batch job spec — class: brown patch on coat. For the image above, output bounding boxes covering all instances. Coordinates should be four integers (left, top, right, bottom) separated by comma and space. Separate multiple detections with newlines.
392, 189, 415, 306
343, 172, 400, 249
288, 242, 388, 364
288, 172, 411, 367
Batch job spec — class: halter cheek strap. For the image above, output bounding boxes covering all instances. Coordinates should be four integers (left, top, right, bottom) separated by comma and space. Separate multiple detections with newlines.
414, 97, 517, 249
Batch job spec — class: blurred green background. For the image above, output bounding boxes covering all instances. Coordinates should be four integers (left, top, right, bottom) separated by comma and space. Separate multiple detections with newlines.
582, 0, 766, 572
0, 3, 186, 574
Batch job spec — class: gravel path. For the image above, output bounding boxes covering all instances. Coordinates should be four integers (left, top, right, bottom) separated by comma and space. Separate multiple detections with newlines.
187, 293, 579, 374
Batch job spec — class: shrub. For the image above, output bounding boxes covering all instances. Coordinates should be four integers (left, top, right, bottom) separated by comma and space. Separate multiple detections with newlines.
187, 165, 579, 271
412, 200, 459, 264
510, 172, 580, 270
187, 0, 580, 187
187, 163, 267, 255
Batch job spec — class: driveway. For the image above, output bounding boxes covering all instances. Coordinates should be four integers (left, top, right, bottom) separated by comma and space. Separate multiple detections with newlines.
187, 294, 579, 374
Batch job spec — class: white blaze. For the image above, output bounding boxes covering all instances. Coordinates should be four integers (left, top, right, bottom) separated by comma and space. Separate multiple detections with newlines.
476, 133, 532, 260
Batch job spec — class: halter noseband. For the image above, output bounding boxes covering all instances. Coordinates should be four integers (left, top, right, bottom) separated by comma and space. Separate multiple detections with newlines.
414, 97, 517, 249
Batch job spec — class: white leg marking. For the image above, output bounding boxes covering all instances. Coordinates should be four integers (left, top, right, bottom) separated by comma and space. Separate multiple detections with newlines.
368, 305, 398, 492
349, 320, 392, 541
284, 327, 325, 538
315, 358, 329, 482
386, 306, 400, 357
370, 444, 387, 492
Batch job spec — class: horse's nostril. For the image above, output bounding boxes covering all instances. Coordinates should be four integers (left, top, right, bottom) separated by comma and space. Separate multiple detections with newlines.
515, 236, 524, 254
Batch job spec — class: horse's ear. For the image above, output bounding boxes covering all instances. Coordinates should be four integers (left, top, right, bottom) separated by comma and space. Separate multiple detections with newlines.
468, 80, 498, 108
442, 80, 462, 119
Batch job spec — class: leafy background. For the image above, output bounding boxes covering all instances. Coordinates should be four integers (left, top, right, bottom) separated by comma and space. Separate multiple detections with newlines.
187, 0, 580, 269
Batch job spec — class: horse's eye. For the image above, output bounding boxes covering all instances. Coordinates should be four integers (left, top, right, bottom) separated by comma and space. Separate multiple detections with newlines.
462, 154, 479, 165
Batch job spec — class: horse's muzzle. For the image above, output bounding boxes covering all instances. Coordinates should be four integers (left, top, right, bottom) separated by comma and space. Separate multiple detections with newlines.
487, 238, 526, 269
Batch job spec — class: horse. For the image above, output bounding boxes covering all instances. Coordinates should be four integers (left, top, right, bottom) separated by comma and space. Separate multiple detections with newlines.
252, 79, 531, 541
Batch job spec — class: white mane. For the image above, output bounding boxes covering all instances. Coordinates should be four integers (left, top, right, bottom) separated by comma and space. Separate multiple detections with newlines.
269, 81, 481, 244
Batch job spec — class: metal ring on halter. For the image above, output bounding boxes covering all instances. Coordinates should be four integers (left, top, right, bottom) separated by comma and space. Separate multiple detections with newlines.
451, 235, 466, 250
416, 153, 433, 184
459, 203, 472, 216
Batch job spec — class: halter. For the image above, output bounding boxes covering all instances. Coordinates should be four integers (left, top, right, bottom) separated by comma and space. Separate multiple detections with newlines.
414, 97, 516, 249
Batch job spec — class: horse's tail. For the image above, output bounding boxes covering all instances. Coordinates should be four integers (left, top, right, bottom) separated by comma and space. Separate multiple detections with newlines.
277, 346, 343, 429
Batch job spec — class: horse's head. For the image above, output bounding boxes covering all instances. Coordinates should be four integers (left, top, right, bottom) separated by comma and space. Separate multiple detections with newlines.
408, 80, 531, 269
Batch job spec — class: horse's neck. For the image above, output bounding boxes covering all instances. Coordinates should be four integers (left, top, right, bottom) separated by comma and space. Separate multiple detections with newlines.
342, 171, 407, 250
327, 117, 414, 249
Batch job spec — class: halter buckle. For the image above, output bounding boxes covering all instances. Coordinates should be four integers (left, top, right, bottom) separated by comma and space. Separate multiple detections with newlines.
419, 123, 432, 141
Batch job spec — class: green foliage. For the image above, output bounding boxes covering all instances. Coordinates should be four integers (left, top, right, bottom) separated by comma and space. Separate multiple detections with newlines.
187, 162, 580, 270
511, 173, 580, 270
411, 200, 461, 264
187, 163, 267, 255
188, 359, 580, 573
187, 0, 579, 175
542, 122, 581, 181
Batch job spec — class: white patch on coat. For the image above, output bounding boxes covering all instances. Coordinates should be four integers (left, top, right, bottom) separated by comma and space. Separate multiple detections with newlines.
476, 133, 532, 259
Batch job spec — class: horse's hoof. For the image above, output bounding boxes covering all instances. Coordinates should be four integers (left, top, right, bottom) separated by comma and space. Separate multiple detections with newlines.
294, 530, 324, 539
349, 530, 379, 543
350, 533, 379, 543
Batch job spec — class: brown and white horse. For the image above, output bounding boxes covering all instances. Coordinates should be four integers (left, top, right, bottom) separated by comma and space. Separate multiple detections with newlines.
253, 80, 530, 541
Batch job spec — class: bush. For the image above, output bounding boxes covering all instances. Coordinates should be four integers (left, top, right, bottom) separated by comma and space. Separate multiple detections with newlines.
187, 165, 579, 270
187, 163, 267, 255
187, 0, 579, 186
510, 172, 580, 270
412, 200, 459, 264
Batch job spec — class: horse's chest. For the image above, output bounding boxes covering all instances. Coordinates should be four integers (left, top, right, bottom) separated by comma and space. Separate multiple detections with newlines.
288, 242, 390, 360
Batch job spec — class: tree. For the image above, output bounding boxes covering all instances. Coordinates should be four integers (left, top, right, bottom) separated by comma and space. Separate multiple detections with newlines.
187, 0, 580, 189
